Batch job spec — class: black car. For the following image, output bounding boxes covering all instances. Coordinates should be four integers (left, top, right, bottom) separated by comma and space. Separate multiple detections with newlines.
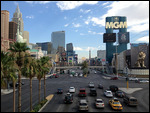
9, 82, 24, 87
115, 90, 125, 98
98, 84, 103, 89
57, 88, 63, 94
64, 93, 73, 104
109, 85, 118, 92
90, 88, 97, 96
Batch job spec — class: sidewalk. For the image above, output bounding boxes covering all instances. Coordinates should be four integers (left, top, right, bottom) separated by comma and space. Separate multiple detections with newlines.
1, 89, 17, 95
119, 88, 143, 94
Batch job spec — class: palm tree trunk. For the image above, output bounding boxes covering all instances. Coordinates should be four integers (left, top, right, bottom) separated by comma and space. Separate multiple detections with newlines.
44, 75, 46, 99
13, 80, 15, 112
38, 79, 41, 104
18, 70, 21, 112
30, 78, 32, 111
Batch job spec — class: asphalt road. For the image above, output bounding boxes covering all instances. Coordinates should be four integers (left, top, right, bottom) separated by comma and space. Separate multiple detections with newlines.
1, 69, 149, 112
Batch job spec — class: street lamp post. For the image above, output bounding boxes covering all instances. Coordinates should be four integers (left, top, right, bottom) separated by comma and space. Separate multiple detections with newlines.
115, 44, 118, 77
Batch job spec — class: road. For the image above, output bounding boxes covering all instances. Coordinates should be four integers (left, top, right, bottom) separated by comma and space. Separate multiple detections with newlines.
1, 69, 149, 112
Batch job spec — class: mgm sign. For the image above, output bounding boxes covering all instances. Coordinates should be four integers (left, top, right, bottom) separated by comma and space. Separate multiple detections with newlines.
103, 16, 130, 64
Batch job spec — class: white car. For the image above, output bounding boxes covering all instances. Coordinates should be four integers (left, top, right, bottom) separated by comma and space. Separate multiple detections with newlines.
74, 73, 78, 77
70, 74, 73, 77
94, 71, 97, 74
79, 73, 83, 77
69, 87, 75, 93
95, 99, 105, 108
104, 90, 113, 98
88, 82, 95, 88
139, 79, 149, 83
129, 77, 138, 81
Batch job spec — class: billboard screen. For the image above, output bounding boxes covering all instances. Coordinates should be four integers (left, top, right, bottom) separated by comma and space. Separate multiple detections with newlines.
103, 33, 116, 43
118, 32, 129, 44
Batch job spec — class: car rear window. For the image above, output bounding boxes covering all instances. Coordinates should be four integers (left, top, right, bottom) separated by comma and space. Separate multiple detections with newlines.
80, 103, 87, 106
97, 101, 103, 103
80, 90, 85, 92
130, 99, 137, 102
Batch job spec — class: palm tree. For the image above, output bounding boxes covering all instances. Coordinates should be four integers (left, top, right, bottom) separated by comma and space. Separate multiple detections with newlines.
22, 53, 37, 111
36, 59, 44, 104
1, 51, 18, 112
82, 61, 88, 76
40, 56, 52, 99
8, 42, 30, 112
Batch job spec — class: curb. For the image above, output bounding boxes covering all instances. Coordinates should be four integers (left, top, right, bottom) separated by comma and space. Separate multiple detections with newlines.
38, 94, 54, 112
38, 100, 50, 112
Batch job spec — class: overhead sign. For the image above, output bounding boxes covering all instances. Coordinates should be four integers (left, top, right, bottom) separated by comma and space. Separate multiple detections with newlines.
103, 33, 116, 43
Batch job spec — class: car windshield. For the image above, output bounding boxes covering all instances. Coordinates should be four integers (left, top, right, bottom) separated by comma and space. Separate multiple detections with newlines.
107, 92, 112, 94
65, 96, 71, 99
113, 102, 120, 104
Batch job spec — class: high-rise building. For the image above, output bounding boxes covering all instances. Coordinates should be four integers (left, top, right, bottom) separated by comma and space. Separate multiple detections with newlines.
67, 43, 73, 52
36, 42, 52, 54
1, 10, 9, 51
57, 46, 65, 54
23, 31, 29, 46
9, 21, 17, 41
51, 31, 65, 54
12, 4, 24, 36
97, 50, 106, 60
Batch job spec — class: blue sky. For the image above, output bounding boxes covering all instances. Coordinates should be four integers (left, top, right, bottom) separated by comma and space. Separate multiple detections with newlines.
1, 1, 149, 60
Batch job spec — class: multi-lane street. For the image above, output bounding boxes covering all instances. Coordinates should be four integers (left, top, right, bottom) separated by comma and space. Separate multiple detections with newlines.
1, 69, 149, 112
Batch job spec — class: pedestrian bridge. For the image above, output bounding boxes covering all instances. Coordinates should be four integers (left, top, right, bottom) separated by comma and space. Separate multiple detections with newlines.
55, 66, 106, 69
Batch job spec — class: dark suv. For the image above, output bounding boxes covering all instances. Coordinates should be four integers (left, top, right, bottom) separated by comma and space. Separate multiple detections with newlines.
64, 93, 73, 104
109, 85, 118, 92
123, 95, 138, 106
90, 88, 97, 96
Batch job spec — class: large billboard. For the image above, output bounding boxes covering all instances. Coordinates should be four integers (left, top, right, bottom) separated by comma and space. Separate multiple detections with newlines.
103, 33, 116, 43
118, 32, 129, 44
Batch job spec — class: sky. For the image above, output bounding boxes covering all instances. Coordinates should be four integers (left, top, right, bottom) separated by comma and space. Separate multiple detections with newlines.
1, 1, 149, 61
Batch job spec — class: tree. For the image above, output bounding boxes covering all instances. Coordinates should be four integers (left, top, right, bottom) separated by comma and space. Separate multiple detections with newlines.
40, 56, 52, 99
8, 42, 30, 112
36, 59, 44, 104
81, 61, 88, 76
22, 53, 37, 111
1, 51, 18, 112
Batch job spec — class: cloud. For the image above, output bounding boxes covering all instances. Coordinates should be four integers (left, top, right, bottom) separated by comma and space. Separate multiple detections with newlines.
64, 24, 69, 27
85, 47, 98, 51
88, 31, 103, 35
25, 1, 52, 4
86, 1, 149, 32
74, 47, 83, 51
64, 16, 67, 20
102, 2, 110, 6
80, 33, 86, 35
56, 1, 98, 10
128, 23, 149, 33
26, 15, 34, 19
136, 36, 149, 42
72, 23, 81, 28
80, 9, 91, 13
14, 1, 18, 5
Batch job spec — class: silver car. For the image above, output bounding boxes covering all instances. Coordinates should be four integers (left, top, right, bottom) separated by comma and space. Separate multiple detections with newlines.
89, 82, 95, 88
104, 90, 113, 97
79, 99, 89, 111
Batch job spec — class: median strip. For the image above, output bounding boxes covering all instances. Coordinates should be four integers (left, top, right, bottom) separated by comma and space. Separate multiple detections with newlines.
38, 94, 54, 112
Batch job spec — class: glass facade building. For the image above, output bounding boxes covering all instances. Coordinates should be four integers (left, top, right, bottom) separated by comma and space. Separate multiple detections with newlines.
51, 31, 65, 54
